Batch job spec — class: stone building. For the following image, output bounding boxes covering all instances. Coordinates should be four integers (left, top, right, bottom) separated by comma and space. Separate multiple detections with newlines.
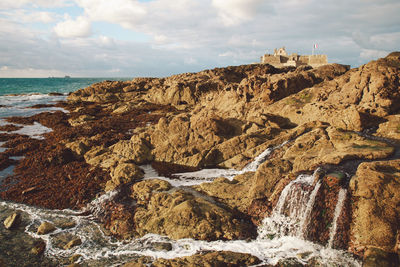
260, 47, 328, 68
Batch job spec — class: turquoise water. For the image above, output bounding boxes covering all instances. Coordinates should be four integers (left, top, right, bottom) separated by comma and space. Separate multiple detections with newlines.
0, 77, 130, 96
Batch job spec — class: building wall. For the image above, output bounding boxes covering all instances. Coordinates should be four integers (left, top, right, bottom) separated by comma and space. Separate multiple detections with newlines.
261, 50, 328, 68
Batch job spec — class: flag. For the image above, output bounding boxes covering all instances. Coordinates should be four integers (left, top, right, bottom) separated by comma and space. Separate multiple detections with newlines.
313, 44, 318, 49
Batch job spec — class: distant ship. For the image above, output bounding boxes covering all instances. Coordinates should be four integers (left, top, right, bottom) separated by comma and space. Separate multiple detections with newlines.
64, 75, 71, 78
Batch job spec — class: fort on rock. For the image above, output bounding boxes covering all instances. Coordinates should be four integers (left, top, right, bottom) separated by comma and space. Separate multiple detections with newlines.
260, 47, 328, 68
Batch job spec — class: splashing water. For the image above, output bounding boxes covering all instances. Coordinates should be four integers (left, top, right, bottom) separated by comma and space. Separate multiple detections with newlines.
258, 169, 322, 239
143, 141, 289, 187
328, 188, 347, 248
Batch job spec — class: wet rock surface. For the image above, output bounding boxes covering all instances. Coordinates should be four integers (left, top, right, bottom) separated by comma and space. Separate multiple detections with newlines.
0, 53, 400, 265
123, 251, 261, 267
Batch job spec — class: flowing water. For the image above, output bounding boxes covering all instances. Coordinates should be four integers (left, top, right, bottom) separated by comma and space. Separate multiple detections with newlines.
0, 83, 361, 266
328, 189, 347, 248
258, 169, 322, 240
0, 141, 361, 266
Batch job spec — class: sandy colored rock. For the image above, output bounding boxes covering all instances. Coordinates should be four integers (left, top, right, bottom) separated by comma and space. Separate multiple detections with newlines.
131, 179, 172, 204
132, 188, 255, 240
37, 221, 56, 235
249, 158, 293, 199
64, 238, 82, 250
194, 173, 255, 214
105, 162, 144, 191
376, 115, 400, 143
3, 212, 20, 230
350, 160, 400, 254
111, 135, 153, 164
265, 55, 400, 131
282, 126, 394, 173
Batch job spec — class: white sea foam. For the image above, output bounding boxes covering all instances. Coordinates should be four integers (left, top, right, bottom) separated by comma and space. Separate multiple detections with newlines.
0, 94, 67, 118
9, 122, 53, 139
145, 141, 289, 187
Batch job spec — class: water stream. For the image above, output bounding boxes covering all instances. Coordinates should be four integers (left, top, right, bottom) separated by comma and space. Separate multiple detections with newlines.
0, 143, 361, 266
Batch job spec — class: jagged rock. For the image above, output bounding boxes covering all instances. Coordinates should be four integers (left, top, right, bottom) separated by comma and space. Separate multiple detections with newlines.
350, 160, 400, 255
282, 126, 394, 173
105, 162, 144, 191
3, 212, 20, 230
362, 247, 399, 267
376, 115, 400, 143
64, 238, 82, 250
31, 240, 46, 255
65, 138, 90, 156
131, 179, 172, 204
194, 173, 255, 214
37, 221, 56, 235
111, 135, 153, 164
249, 158, 293, 199
131, 180, 256, 240
265, 54, 400, 131
152, 242, 173, 251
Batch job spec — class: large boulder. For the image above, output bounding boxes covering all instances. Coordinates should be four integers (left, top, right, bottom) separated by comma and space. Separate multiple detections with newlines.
131, 179, 256, 240
282, 126, 394, 173
350, 160, 400, 255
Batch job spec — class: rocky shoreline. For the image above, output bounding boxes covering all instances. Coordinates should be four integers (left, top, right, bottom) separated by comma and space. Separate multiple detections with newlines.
1, 52, 400, 266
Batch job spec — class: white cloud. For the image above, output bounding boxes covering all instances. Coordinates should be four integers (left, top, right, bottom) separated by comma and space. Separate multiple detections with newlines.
54, 15, 92, 38
0, 0, 71, 9
98, 35, 115, 47
212, 0, 265, 26
1, 0, 400, 77
0, 10, 57, 23
75, 0, 147, 28
360, 49, 389, 61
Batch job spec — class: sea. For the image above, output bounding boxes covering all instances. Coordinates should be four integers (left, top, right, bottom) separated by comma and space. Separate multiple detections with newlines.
0, 78, 361, 266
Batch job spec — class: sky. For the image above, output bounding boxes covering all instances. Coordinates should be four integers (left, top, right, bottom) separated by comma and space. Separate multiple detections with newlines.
0, 0, 399, 78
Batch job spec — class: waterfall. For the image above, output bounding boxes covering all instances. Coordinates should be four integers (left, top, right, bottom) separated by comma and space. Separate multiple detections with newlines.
242, 141, 288, 173
327, 188, 347, 248
258, 169, 321, 239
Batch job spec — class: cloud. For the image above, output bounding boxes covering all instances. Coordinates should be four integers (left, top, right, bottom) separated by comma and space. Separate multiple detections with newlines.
54, 15, 92, 38
75, 0, 147, 28
360, 49, 390, 61
0, 0, 71, 9
0, 9, 57, 23
1, 0, 400, 77
212, 0, 266, 26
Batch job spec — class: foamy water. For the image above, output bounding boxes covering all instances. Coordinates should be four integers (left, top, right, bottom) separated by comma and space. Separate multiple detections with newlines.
0, 196, 361, 266
0, 93, 361, 266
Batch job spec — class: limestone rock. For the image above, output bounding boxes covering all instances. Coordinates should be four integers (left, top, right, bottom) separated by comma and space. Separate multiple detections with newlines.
111, 135, 153, 164
362, 247, 399, 267
282, 126, 394, 173
376, 115, 400, 143
132, 187, 256, 240
37, 221, 56, 235
3, 212, 20, 230
194, 173, 255, 214
31, 241, 46, 255
265, 55, 400, 131
131, 179, 172, 205
105, 162, 144, 191
249, 158, 293, 199
64, 238, 82, 250
350, 160, 400, 254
